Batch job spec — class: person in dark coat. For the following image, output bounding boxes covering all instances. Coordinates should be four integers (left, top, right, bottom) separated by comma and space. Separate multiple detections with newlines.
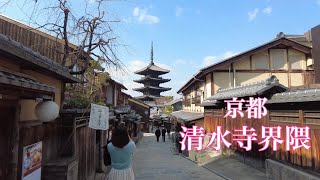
167, 127, 171, 139
161, 128, 167, 142
155, 127, 161, 142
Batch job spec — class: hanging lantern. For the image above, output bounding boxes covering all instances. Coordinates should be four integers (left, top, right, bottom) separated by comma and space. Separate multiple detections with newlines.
35, 101, 59, 122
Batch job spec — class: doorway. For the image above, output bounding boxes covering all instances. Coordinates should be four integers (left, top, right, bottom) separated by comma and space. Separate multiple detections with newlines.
0, 103, 16, 180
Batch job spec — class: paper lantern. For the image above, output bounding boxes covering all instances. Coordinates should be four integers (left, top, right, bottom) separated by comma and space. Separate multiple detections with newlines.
35, 101, 59, 122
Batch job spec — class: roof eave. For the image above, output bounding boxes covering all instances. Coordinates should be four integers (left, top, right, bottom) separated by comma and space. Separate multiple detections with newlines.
177, 37, 312, 93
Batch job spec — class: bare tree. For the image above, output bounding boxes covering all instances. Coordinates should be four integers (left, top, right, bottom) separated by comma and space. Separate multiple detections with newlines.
1, 0, 124, 75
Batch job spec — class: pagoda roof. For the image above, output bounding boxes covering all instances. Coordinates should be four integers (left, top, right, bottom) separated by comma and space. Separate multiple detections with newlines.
135, 62, 170, 76
135, 95, 160, 101
133, 86, 171, 92
134, 76, 170, 84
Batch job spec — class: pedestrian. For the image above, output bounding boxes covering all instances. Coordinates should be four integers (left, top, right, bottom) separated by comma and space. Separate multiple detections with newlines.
162, 128, 167, 142
155, 127, 161, 142
106, 122, 136, 180
167, 127, 171, 139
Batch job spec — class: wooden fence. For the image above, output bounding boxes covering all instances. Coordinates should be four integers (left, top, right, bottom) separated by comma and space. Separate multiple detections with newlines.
204, 108, 320, 173
75, 116, 96, 180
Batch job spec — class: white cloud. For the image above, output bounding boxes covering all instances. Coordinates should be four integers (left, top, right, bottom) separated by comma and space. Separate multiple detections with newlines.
248, 8, 259, 21
132, 7, 160, 24
223, 51, 239, 59
202, 51, 239, 67
203, 56, 218, 66
174, 59, 187, 65
87, 0, 96, 4
133, 7, 140, 17
175, 6, 183, 17
262, 6, 272, 14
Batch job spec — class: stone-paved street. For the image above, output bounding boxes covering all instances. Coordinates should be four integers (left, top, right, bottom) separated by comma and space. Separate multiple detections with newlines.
132, 132, 225, 180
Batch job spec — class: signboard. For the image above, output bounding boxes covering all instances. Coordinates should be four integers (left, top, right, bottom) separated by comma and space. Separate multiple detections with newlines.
89, 103, 109, 130
22, 141, 42, 180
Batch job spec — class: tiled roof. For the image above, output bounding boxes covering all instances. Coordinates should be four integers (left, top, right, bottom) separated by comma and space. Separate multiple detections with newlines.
177, 37, 311, 94
128, 98, 150, 108
135, 62, 170, 75
114, 105, 131, 114
0, 69, 55, 93
133, 86, 171, 92
267, 89, 320, 104
164, 98, 183, 106
0, 33, 80, 83
105, 78, 128, 90
206, 75, 287, 101
134, 95, 160, 101
134, 76, 170, 83
200, 99, 221, 107
171, 110, 204, 123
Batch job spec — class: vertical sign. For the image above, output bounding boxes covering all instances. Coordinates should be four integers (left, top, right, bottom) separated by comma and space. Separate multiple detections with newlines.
22, 141, 42, 180
89, 103, 109, 130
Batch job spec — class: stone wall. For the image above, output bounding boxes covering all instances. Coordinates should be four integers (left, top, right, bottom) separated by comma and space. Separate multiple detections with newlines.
266, 159, 320, 180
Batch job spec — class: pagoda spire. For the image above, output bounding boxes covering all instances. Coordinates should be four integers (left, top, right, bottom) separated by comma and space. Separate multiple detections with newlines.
150, 42, 154, 64
133, 43, 171, 101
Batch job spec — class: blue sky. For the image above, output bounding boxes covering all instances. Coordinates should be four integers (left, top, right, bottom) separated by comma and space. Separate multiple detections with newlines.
1, 0, 320, 98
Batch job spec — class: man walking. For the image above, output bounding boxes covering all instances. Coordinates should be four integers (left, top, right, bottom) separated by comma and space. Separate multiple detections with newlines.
155, 127, 161, 142
162, 128, 167, 142
167, 127, 171, 139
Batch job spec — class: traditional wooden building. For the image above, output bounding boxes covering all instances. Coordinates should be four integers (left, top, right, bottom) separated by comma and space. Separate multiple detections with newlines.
174, 32, 314, 135
128, 98, 151, 132
178, 33, 314, 112
114, 105, 143, 142
103, 78, 128, 107
0, 15, 119, 180
0, 32, 80, 179
165, 98, 183, 112
0, 15, 84, 80
202, 76, 320, 179
133, 43, 171, 101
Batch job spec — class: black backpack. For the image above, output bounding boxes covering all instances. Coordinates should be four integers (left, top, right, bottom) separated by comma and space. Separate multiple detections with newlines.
103, 143, 111, 166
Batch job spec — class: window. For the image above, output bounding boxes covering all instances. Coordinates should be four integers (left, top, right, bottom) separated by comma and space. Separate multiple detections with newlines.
184, 94, 192, 106
288, 49, 305, 70
270, 49, 287, 70
193, 90, 202, 106
252, 52, 269, 69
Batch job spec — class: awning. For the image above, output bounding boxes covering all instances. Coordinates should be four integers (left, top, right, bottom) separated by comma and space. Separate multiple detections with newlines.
171, 110, 204, 124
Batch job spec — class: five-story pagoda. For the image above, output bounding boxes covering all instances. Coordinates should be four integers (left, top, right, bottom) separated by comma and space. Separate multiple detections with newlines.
133, 43, 171, 101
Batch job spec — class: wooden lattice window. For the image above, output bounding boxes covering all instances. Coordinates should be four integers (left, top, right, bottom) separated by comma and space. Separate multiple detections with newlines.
184, 94, 192, 106
193, 90, 202, 105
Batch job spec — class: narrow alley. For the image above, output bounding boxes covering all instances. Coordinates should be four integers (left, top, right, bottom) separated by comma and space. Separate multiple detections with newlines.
132, 133, 225, 180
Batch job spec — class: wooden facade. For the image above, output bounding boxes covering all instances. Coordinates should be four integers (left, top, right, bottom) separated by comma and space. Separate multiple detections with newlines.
177, 35, 314, 114
204, 107, 320, 174
0, 15, 78, 65
128, 98, 151, 132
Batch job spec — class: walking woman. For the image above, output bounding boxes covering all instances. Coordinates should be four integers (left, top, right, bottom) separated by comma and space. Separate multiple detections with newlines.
106, 122, 136, 180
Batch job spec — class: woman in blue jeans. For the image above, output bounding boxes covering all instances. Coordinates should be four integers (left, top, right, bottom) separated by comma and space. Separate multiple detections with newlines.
107, 123, 136, 180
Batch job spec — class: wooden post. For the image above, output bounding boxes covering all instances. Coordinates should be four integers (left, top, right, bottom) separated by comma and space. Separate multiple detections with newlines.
10, 104, 19, 180
311, 25, 320, 83
299, 110, 304, 126
97, 130, 104, 173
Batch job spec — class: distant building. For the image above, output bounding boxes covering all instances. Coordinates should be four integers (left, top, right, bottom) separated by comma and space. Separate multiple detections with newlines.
165, 98, 183, 111
133, 42, 171, 102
